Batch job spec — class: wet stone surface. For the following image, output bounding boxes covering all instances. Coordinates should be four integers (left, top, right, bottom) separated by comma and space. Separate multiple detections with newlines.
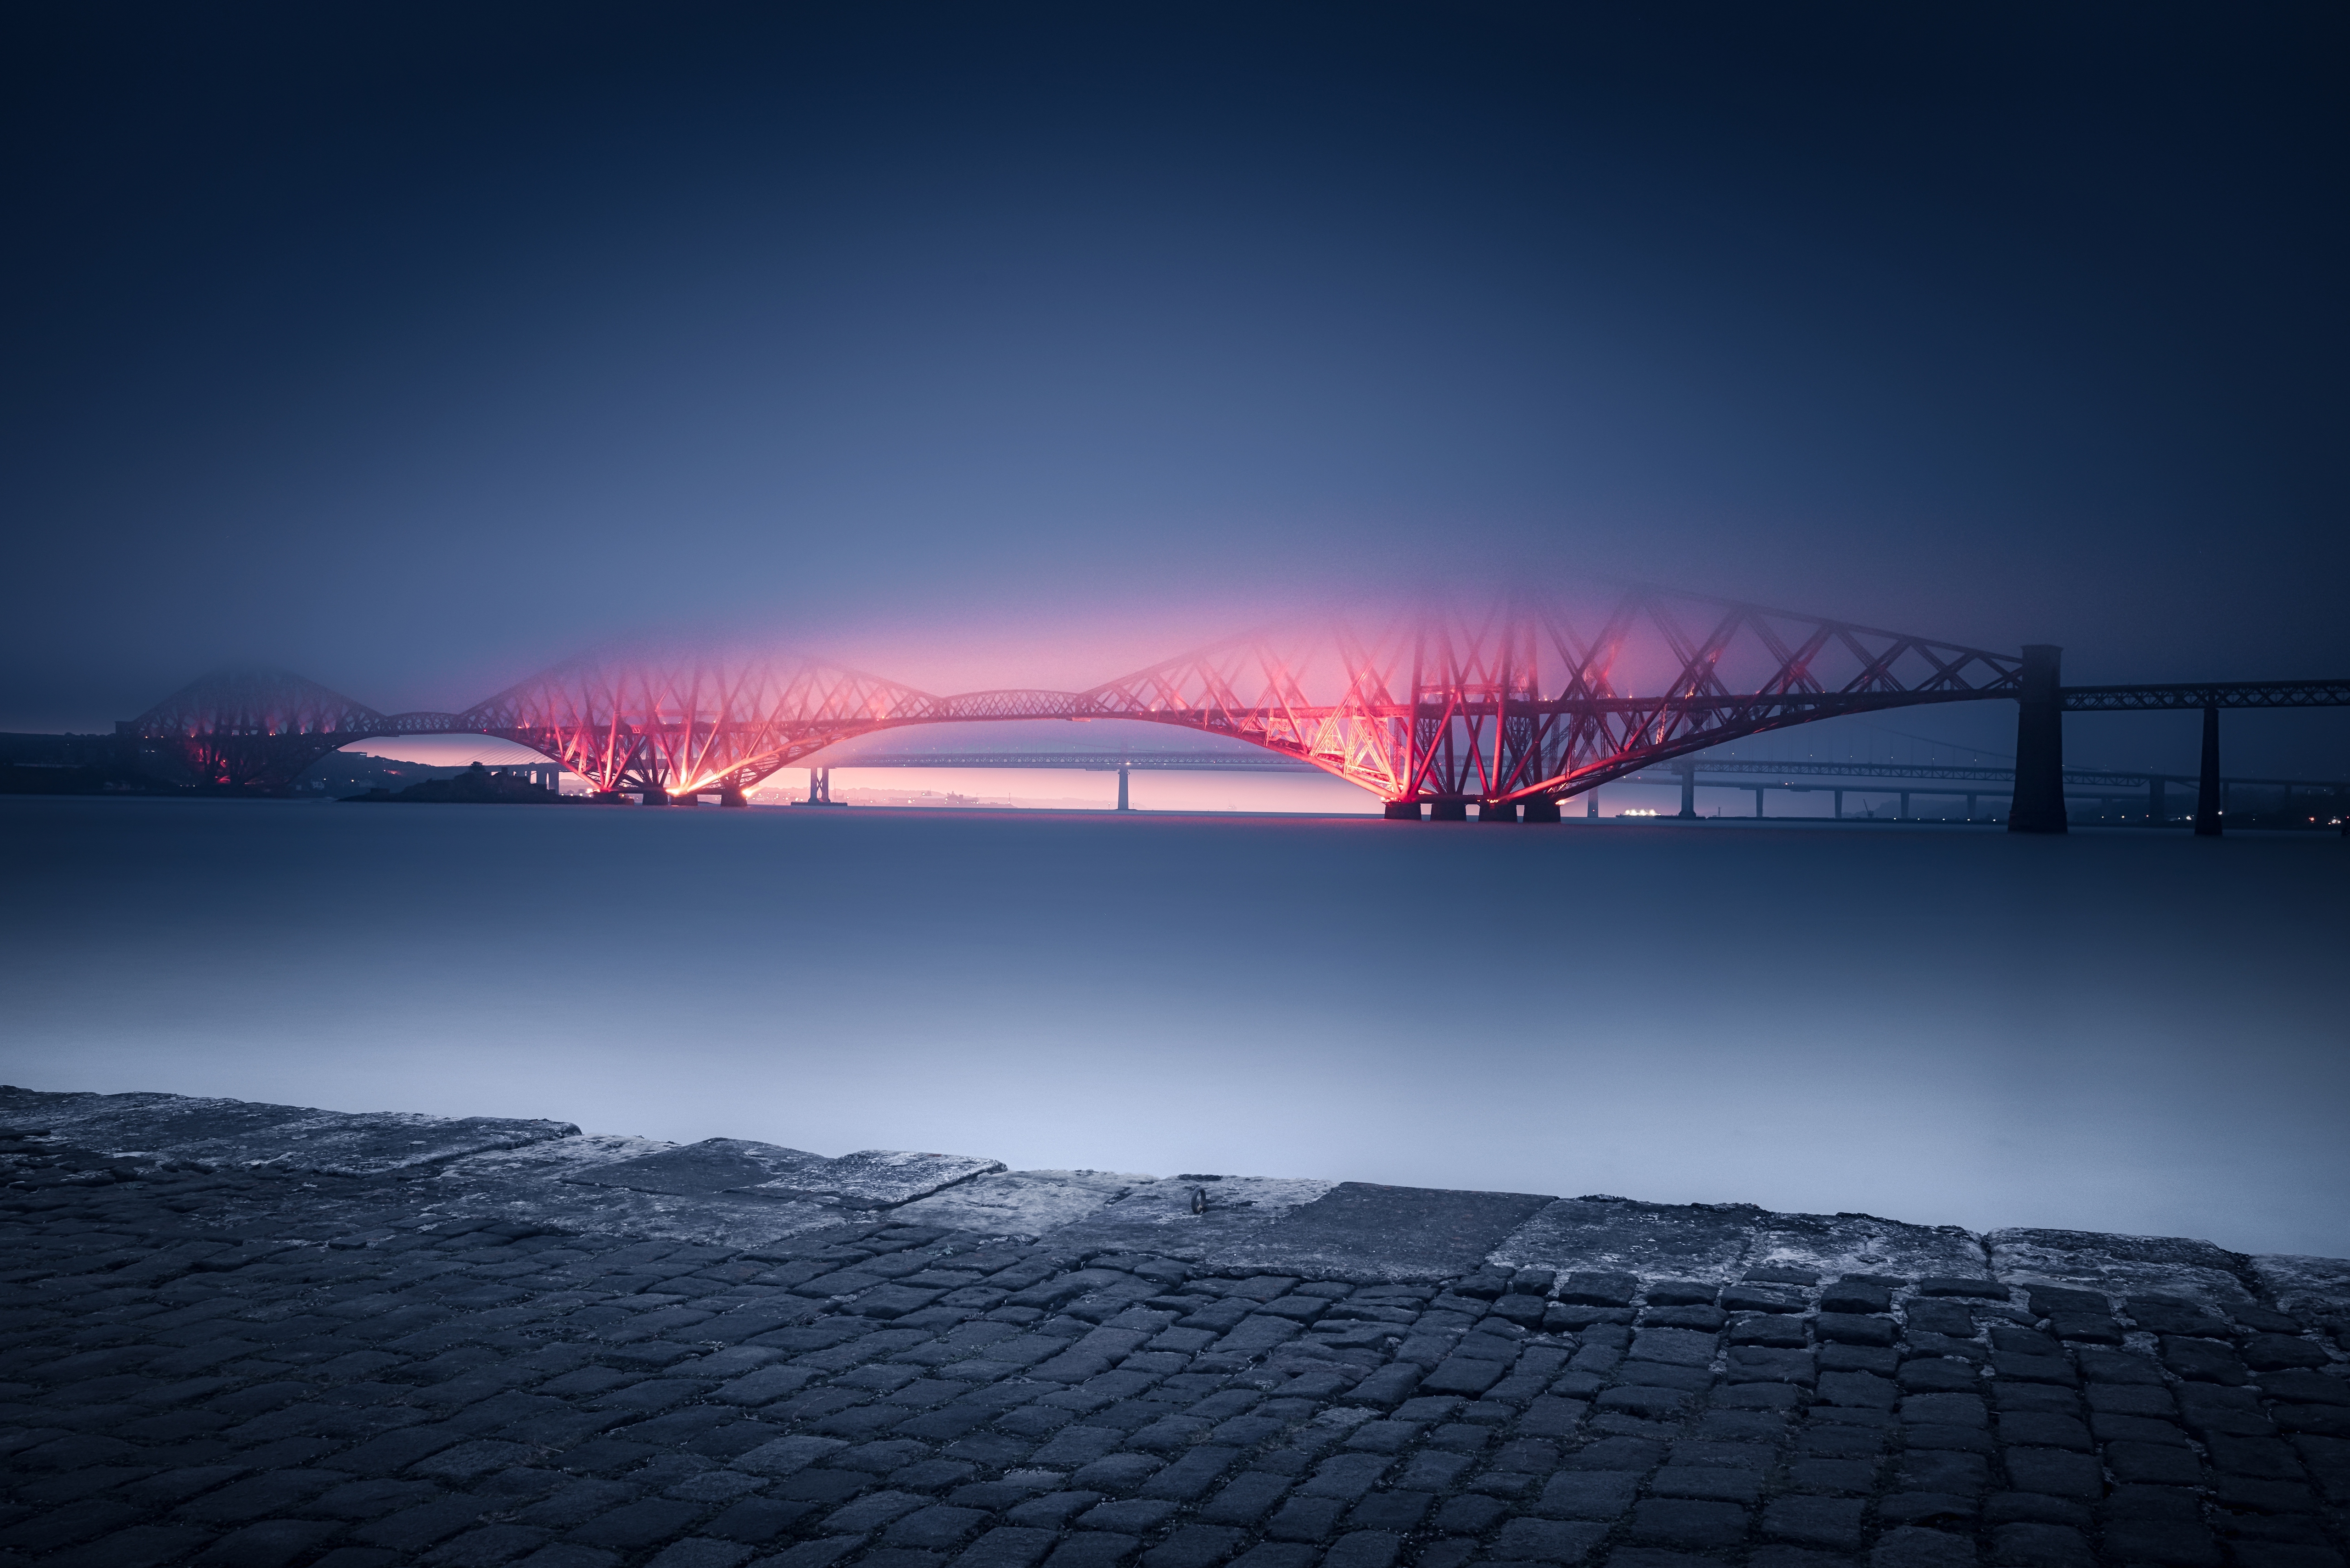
2, 1087, 2347, 1568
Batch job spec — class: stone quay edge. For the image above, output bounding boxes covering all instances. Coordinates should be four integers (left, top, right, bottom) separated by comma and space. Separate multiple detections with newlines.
1, 1085, 2344, 1568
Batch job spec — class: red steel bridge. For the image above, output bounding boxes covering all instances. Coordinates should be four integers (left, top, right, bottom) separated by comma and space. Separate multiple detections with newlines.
123, 585, 2350, 833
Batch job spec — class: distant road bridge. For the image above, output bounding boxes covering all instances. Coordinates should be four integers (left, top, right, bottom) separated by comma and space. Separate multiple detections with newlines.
769, 748, 2345, 826
124, 584, 2349, 835
1625, 758, 2347, 826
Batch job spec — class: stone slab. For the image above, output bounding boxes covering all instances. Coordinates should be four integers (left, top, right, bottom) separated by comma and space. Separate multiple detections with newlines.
890, 1168, 1155, 1237
563, 1136, 832, 1195
2250, 1255, 2350, 1335
568, 1136, 1003, 1210
736, 1148, 1007, 1207
1739, 1211, 1990, 1283
1489, 1197, 1767, 1283
0, 1087, 577, 1175
1985, 1228, 2261, 1308
0, 1090, 315, 1150
1214, 1181, 1556, 1282
191, 1110, 582, 1175
1046, 1175, 1338, 1260
435, 1133, 851, 1246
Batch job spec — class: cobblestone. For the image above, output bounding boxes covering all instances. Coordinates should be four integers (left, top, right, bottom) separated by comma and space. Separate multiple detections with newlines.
2, 1087, 2348, 1568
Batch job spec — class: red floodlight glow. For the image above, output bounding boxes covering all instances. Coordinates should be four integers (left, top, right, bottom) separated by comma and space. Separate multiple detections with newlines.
130, 586, 2027, 802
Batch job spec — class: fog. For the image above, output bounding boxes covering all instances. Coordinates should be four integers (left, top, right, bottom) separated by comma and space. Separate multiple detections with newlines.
5, 6, 2346, 746
6, 797, 2343, 1258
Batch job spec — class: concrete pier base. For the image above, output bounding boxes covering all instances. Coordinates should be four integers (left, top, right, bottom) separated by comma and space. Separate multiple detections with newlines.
2008, 643, 2068, 834
1521, 798, 1561, 823
1429, 799, 1468, 821
1382, 800, 1424, 820
2197, 703, 2223, 836
1479, 800, 1519, 823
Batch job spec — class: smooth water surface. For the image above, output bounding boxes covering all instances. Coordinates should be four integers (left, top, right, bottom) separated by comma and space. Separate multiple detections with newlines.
3, 797, 2344, 1256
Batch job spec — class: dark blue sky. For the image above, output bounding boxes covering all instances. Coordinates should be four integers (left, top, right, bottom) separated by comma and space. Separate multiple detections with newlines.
6, 4, 2344, 760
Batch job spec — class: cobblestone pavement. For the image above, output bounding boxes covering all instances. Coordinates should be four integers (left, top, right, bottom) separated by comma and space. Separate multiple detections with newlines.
3, 1089, 2346, 1568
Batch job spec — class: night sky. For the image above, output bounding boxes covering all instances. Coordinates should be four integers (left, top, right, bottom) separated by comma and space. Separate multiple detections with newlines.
6, 5, 2344, 767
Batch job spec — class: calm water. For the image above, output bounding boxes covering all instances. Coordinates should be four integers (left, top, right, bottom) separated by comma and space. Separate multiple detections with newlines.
3, 797, 2344, 1257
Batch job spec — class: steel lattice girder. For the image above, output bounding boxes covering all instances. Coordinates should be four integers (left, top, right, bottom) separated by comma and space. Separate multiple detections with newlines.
133, 586, 2052, 799
2060, 679, 2350, 711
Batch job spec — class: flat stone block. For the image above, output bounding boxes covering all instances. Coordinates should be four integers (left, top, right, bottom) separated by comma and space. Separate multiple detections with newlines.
1214, 1183, 1553, 1282
737, 1149, 1006, 1208
1650, 1465, 1762, 1502
1987, 1229, 2256, 1311
1763, 1495, 1867, 1549
1487, 1518, 1607, 1563
1870, 1525, 1980, 1566
1049, 1178, 1337, 1262
1535, 1471, 1638, 1520
2001, 1447, 2102, 1498
2107, 1442, 2204, 1486
892, 1172, 1147, 1238
1491, 1199, 1752, 1281
1629, 1497, 1748, 1550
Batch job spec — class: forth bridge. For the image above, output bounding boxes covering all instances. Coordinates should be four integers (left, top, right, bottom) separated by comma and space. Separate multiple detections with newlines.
119, 586, 2350, 836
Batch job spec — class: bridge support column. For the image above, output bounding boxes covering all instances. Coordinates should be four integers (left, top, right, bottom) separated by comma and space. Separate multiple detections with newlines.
1833, 789, 1843, 820
1480, 800, 1518, 823
720, 784, 748, 808
1522, 798, 1560, 824
2196, 705, 2222, 836
1383, 800, 1423, 820
2007, 643, 2068, 834
1898, 792, 1909, 820
2149, 776, 2165, 824
1429, 799, 1468, 821
1116, 766, 1130, 811
640, 788, 671, 805
1752, 787, 1765, 819
1586, 792, 1599, 818
1676, 762, 1696, 819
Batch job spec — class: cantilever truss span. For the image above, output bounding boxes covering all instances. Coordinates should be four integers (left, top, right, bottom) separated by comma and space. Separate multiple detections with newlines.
132, 586, 2032, 802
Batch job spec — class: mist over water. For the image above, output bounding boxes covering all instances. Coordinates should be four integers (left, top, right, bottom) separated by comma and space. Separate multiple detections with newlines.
4, 797, 2344, 1259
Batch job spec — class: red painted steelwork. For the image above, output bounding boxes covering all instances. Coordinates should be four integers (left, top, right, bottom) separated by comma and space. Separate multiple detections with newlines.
132, 586, 2027, 800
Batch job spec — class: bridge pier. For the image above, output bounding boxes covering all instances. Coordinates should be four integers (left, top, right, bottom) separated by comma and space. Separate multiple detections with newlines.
1429, 799, 1468, 821
1586, 793, 1599, 819
720, 784, 748, 808
2196, 705, 2222, 836
2007, 643, 2068, 834
1383, 800, 1423, 820
1480, 800, 1518, 823
1116, 766, 1130, 811
1675, 762, 1697, 819
1751, 787, 1766, 819
1522, 798, 1561, 824
1833, 789, 1843, 820
2149, 776, 2165, 824
640, 788, 671, 805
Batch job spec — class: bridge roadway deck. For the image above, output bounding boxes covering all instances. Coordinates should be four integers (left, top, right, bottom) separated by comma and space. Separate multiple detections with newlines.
2, 1087, 2345, 1568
